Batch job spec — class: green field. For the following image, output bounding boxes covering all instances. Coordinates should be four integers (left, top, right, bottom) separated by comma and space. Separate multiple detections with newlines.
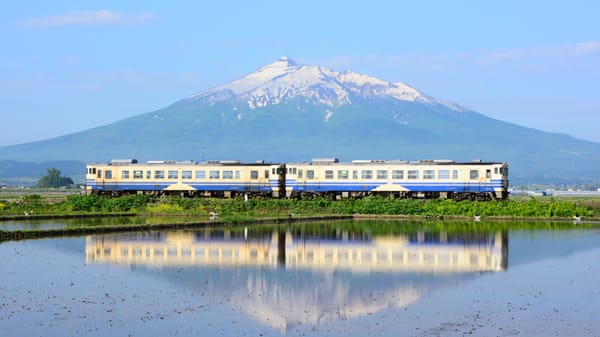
1, 191, 598, 221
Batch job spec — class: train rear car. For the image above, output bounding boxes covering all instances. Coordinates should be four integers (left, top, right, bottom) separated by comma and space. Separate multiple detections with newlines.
86, 159, 275, 197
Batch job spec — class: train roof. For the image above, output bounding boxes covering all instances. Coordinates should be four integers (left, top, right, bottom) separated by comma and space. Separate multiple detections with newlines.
88, 159, 277, 166
87, 158, 507, 166
293, 159, 507, 166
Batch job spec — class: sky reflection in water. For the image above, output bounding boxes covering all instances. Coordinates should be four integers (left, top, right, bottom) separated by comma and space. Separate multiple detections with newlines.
1, 220, 599, 337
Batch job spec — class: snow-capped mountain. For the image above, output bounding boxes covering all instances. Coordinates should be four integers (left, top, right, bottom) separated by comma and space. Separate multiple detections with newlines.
187, 56, 465, 115
2, 56, 600, 184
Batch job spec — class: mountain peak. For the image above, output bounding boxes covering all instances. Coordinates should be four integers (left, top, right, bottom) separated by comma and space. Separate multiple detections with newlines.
275, 56, 299, 67
252, 56, 300, 77
187, 57, 466, 112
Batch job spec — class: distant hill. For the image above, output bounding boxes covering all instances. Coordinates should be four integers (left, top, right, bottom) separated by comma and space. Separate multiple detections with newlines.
0, 56, 599, 184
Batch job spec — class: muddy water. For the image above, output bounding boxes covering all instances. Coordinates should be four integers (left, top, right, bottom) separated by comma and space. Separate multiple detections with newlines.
1, 221, 599, 337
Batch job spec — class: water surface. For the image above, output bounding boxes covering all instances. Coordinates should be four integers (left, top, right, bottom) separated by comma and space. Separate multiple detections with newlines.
1, 220, 599, 336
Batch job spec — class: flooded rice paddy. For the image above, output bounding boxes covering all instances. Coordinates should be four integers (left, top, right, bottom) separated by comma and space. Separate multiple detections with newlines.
1, 219, 599, 337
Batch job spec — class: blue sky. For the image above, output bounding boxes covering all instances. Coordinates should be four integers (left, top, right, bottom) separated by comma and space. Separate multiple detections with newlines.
1, 1, 599, 146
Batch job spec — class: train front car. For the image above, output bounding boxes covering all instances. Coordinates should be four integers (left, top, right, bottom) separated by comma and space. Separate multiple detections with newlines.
434, 161, 509, 201
283, 159, 509, 200
386, 160, 509, 201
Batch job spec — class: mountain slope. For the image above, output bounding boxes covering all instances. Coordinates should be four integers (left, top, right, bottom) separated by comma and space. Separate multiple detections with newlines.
0, 57, 598, 184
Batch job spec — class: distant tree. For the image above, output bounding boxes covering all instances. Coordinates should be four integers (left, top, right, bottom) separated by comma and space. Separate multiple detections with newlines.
37, 168, 74, 188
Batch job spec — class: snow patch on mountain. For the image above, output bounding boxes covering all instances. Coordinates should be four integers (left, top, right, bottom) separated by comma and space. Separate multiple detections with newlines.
324, 110, 334, 122
187, 56, 467, 112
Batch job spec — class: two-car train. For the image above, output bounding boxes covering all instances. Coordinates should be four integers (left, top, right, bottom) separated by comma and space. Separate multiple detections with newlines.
86, 158, 509, 200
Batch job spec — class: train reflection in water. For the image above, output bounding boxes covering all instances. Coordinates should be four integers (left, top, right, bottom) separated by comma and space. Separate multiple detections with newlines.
86, 227, 507, 273
85, 225, 507, 331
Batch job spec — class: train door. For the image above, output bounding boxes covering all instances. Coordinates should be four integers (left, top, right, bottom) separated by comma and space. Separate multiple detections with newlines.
306, 168, 318, 193
484, 168, 492, 192
263, 168, 270, 192
468, 169, 480, 193
248, 168, 260, 193
296, 167, 306, 193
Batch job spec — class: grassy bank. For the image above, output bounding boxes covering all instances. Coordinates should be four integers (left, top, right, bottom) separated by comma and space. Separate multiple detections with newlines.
0, 194, 597, 220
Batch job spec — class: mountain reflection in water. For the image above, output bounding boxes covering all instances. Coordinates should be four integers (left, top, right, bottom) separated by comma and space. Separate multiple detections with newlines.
85, 226, 507, 332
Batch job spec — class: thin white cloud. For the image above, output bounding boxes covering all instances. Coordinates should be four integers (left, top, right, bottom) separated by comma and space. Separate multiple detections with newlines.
482, 41, 600, 64
18, 10, 155, 28
320, 40, 600, 77
572, 41, 600, 55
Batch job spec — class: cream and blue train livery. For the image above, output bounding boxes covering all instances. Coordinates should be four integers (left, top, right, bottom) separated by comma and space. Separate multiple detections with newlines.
86, 158, 509, 200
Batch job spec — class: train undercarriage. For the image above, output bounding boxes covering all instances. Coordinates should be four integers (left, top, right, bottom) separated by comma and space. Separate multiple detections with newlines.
90, 188, 504, 201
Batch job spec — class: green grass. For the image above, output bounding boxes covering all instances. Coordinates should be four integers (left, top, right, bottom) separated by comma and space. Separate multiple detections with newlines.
0, 194, 597, 220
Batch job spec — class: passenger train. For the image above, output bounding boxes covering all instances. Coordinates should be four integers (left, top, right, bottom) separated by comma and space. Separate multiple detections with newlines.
86, 158, 509, 200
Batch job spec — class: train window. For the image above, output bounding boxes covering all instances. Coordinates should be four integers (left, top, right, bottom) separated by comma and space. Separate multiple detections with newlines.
146, 170, 151, 179
392, 170, 403, 179
494, 167, 498, 174
209, 170, 220, 179
452, 170, 458, 179
377, 170, 388, 179
407, 170, 419, 179
97, 169, 102, 178
307, 170, 314, 179
265, 170, 269, 179
438, 170, 450, 179
195, 170, 206, 179
272, 168, 276, 175
470, 170, 479, 180
168, 170, 178, 179
105, 170, 112, 179
223, 170, 233, 179
182, 170, 192, 179
154, 170, 165, 179
251, 170, 259, 179
298, 169, 303, 178
325, 170, 334, 179
122, 170, 130, 179
352, 170, 358, 179
423, 170, 435, 180
361, 170, 373, 179
133, 170, 143, 179
486, 169, 491, 178
338, 170, 349, 179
